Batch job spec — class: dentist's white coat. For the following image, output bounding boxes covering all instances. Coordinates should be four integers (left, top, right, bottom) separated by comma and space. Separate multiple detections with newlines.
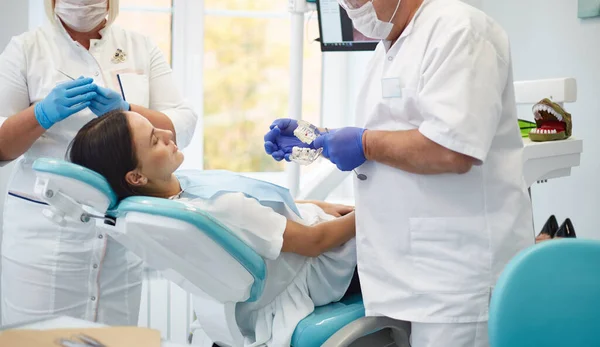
0, 18, 197, 325
352, 0, 534, 340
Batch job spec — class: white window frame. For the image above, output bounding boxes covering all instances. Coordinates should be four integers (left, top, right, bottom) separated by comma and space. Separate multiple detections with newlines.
172, 0, 205, 171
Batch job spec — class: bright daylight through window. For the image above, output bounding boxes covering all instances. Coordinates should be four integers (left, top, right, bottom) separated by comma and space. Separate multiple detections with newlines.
203, 0, 322, 172
114, 0, 322, 175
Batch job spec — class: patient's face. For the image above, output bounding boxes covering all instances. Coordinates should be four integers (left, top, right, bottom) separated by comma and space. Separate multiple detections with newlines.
126, 112, 184, 182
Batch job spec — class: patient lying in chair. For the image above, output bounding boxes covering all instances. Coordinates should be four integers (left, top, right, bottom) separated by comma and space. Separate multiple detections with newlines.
68, 110, 360, 347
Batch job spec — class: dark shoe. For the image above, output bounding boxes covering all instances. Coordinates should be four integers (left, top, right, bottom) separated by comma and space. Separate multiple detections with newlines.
538, 215, 559, 238
555, 218, 576, 238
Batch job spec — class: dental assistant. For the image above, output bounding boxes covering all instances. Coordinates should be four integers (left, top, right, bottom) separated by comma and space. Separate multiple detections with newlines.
0, 0, 197, 325
264, 0, 533, 346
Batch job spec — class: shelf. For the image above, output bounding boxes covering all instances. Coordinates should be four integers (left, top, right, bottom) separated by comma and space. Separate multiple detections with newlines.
522, 137, 583, 187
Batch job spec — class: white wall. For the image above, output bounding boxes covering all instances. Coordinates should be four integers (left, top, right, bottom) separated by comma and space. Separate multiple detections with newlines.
0, 1, 29, 50
480, 0, 600, 240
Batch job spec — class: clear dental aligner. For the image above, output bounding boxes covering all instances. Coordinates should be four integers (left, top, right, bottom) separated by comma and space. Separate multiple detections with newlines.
294, 120, 320, 145
290, 147, 323, 165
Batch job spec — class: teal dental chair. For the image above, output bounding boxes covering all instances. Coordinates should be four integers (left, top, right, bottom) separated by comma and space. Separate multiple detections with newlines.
489, 239, 600, 347
30, 158, 410, 347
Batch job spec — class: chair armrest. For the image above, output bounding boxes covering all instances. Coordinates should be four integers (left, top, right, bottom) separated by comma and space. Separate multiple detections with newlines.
322, 316, 411, 347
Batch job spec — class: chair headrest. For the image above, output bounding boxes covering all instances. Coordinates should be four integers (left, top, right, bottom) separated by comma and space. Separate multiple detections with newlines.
32, 158, 118, 209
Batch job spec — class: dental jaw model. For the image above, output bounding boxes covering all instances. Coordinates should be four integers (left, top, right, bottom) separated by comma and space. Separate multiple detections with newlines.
290, 120, 323, 165
529, 98, 572, 142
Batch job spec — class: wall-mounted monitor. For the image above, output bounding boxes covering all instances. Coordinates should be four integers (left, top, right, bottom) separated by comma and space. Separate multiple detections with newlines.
316, 0, 379, 52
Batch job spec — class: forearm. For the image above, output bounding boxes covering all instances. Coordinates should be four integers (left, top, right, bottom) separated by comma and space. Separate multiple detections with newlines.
282, 211, 355, 257
295, 199, 318, 205
129, 104, 177, 143
0, 106, 46, 161
362, 129, 474, 175
312, 211, 356, 254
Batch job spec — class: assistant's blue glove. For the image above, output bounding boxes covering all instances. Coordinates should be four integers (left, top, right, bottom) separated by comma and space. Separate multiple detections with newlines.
264, 118, 313, 162
34, 77, 97, 129
89, 85, 130, 116
313, 127, 366, 171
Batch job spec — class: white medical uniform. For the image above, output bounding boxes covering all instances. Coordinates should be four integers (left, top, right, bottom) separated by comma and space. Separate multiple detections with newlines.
0, 19, 197, 325
177, 193, 357, 347
352, 0, 533, 345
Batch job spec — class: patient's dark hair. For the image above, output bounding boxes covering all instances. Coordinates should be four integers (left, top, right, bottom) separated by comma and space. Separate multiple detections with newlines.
68, 110, 139, 201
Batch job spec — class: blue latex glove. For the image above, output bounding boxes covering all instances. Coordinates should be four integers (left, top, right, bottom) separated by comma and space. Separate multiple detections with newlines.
313, 127, 367, 171
89, 85, 130, 116
264, 118, 313, 162
34, 77, 97, 129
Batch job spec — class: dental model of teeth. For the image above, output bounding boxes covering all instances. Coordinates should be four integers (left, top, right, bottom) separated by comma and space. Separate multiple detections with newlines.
528, 98, 572, 142
290, 147, 323, 165
290, 120, 323, 165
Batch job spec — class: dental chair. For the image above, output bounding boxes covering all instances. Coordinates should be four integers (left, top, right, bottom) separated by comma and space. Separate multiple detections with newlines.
30, 157, 410, 347
489, 239, 600, 347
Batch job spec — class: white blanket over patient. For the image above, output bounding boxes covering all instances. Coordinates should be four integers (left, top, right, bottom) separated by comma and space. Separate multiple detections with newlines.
175, 192, 357, 347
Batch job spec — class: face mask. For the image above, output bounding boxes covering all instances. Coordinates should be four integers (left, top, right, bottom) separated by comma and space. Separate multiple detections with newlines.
55, 0, 109, 33
341, 0, 401, 40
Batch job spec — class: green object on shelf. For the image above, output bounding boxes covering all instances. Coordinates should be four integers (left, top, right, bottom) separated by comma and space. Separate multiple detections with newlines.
519, 119, 536, 138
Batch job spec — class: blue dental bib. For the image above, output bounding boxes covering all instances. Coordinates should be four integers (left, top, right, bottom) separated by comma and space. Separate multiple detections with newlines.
175, 170, 301, 217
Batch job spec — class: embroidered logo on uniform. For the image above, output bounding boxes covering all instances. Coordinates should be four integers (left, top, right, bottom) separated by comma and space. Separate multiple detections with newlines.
111, 48, 127, 64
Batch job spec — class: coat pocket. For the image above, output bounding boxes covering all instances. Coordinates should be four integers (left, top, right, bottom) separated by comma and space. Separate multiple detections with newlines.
409, 216, 491, 293
116, 72, 150, 108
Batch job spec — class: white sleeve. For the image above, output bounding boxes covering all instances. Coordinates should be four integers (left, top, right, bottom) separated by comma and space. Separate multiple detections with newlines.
147, 38, 198, 149
206, 192, 288, 260
417, 27, 509, 163
0, 36, 30, 128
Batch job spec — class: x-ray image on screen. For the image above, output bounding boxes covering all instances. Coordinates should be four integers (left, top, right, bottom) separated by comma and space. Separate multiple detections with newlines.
316, 0, 379, 52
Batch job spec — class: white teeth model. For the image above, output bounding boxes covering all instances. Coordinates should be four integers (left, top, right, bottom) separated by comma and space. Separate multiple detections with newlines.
530, 128, 560, 135
532, 104, 564, 121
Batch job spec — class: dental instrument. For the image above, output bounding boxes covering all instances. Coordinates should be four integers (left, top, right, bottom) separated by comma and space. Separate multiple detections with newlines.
57, 69, 75, 80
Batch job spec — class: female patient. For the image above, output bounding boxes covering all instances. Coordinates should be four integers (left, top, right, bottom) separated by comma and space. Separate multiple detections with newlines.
68, 109, 359, 347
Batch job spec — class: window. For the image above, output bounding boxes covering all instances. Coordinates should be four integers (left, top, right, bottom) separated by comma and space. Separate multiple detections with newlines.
203, 0, 323, 173
111, 0, 205, 171
109, 0, 325, 189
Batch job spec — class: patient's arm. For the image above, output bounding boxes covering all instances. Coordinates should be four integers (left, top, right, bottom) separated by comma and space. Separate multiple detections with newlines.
282, 211, 355, 257
295, 200, 354, 217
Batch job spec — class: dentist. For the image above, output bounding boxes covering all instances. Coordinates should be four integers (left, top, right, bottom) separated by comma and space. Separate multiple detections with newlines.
0, 0, 197, 325
264, 0, 533, 346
